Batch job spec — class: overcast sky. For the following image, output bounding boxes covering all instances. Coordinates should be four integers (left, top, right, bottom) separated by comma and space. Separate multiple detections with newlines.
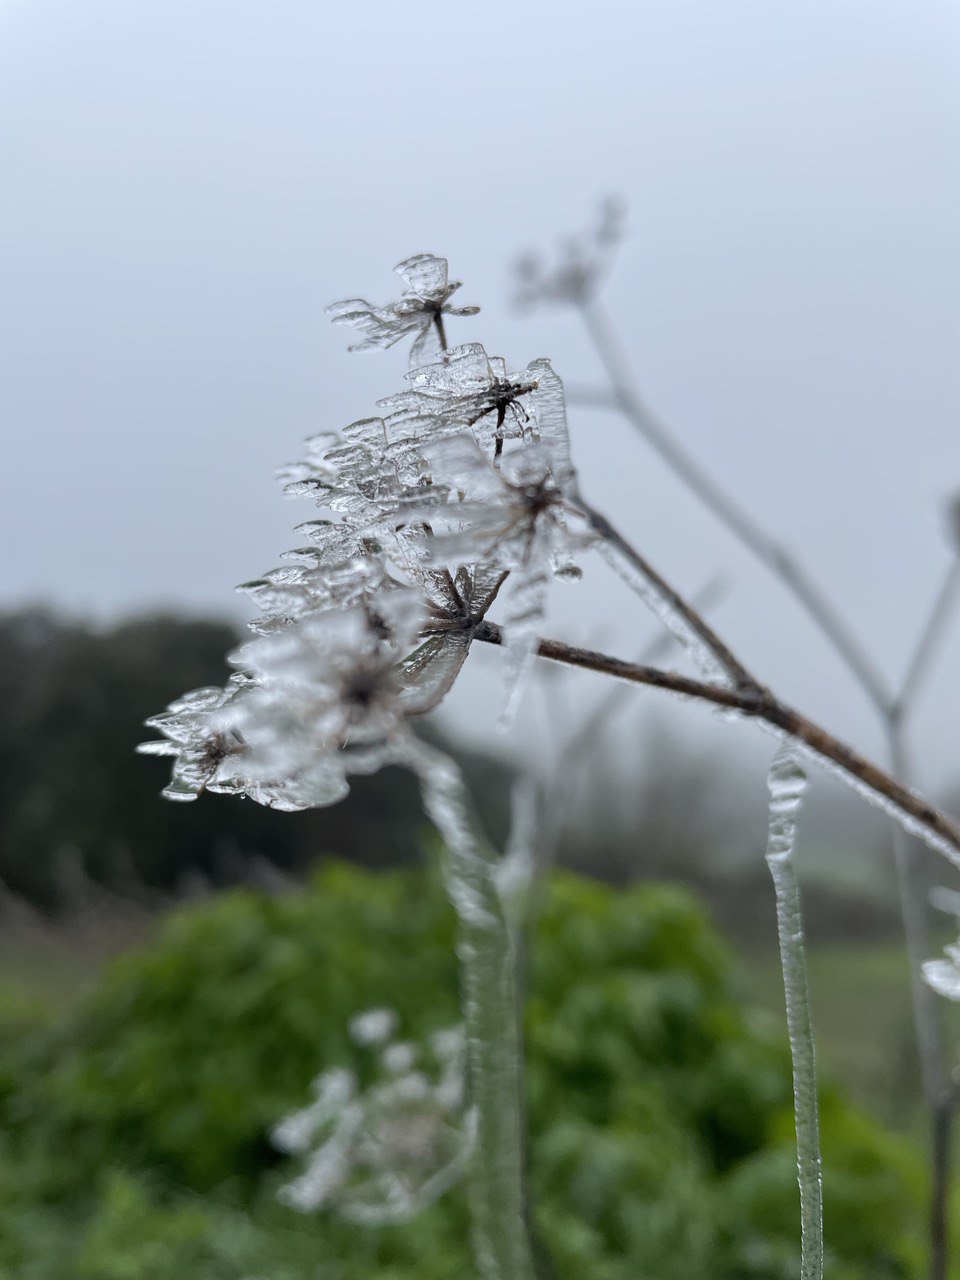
2, 0, 959, 798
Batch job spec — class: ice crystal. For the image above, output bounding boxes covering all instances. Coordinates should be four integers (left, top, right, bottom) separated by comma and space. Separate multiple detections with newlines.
380, 344, 575, 478
142, 593, 428, 812
136, 680, 248, 802
421, 436, 591, 716
327, 254, 479, 366
764, 747, 823, 1280
273, 1014, 468, 1223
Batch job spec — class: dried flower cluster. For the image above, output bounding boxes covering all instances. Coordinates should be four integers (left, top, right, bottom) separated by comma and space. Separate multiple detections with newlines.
271, 1008, 467, 1222
141, 255, 591, 809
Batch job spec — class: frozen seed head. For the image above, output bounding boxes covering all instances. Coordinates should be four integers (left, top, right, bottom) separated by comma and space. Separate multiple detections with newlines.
137, 681, 248, 802
327, 254, 479, 366
145, 250, 592, 802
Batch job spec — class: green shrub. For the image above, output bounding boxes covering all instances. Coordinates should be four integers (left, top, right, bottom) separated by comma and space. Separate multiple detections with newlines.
0, 864, 925, 1278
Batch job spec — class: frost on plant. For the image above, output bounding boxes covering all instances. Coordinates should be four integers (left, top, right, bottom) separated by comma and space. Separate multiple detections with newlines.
327, 254, 479, 366
765, 746, 823, 1280
142, 256, 595, 794
271, 1011, 468, 1223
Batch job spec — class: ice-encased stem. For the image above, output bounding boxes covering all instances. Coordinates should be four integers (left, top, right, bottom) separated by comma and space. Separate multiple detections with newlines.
765, 747, 823, 1280
579, 500, 751, 689
404, 738, 535, 1280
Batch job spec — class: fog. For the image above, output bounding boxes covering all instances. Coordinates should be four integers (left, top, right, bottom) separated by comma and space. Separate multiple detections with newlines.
2, 0, 959, 791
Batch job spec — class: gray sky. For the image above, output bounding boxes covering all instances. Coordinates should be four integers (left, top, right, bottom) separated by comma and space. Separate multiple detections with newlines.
2, 0, 960, 795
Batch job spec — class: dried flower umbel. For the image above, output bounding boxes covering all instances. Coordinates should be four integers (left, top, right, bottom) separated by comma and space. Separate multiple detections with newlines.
327, 253, 479, 367
142, 256, 590, 805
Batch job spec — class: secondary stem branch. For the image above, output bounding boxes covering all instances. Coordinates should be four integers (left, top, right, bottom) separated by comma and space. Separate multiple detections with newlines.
471, 620, 960, 864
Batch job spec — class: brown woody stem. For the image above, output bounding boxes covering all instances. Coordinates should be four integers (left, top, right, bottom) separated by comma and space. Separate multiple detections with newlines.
471, 620, 960, 863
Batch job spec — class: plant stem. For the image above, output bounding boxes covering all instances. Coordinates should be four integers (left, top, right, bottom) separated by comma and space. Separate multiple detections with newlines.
765, 748, 823, 1280
405, 739, 535, 1280
580, 500, 755, 690
578, 296, 892, 710
471, 621, 960, 865
574, 295, 960, 1278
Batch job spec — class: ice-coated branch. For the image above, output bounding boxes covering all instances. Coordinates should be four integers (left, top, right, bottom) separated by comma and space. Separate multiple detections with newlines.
580, 500, 754, 690
764, 747, 823, 1280
559, 236, 960, 1280
403, 738, 535, 1280
577, 295, 892, 710
471, 621, 960, 867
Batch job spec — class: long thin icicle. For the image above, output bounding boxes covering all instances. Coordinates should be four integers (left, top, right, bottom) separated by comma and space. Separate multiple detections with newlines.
765, 746, 823, 1280
404, 738, 535, 1280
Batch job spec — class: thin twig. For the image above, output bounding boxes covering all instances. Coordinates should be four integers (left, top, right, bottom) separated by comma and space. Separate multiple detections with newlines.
893, 557, 960, 718
578, 297, 893, 710
472, 620, 960, 865
575, 291, 960, 1280
581, 501, 757, 691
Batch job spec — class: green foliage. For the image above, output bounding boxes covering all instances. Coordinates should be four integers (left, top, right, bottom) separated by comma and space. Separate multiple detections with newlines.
0, 865, 925, 1279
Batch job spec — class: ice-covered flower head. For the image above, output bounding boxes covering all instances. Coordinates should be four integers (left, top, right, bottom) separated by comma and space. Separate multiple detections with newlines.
380, 343, 545, 461
136, 679, 248, 802
143, 250, 591, 809
327, 254, 479, 366
219, 591, 429, 811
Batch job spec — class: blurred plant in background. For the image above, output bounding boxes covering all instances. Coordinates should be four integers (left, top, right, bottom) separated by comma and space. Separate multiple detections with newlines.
0, 865, 929, 1280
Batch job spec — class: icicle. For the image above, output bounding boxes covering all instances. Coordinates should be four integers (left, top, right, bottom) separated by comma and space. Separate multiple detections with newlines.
403, 739, 535, 1280
765, 746, 823, 1280
757, 720, 960, 873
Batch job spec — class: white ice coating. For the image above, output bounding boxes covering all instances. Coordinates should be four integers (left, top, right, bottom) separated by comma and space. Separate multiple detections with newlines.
327, 254, 479, 367
273, 1014, 468, 1224
144, 254, 603, 795
756, 720, 960, 872
404, 739, 535, 1280
765, 746, 823, 1280
594, 536, 729, 684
